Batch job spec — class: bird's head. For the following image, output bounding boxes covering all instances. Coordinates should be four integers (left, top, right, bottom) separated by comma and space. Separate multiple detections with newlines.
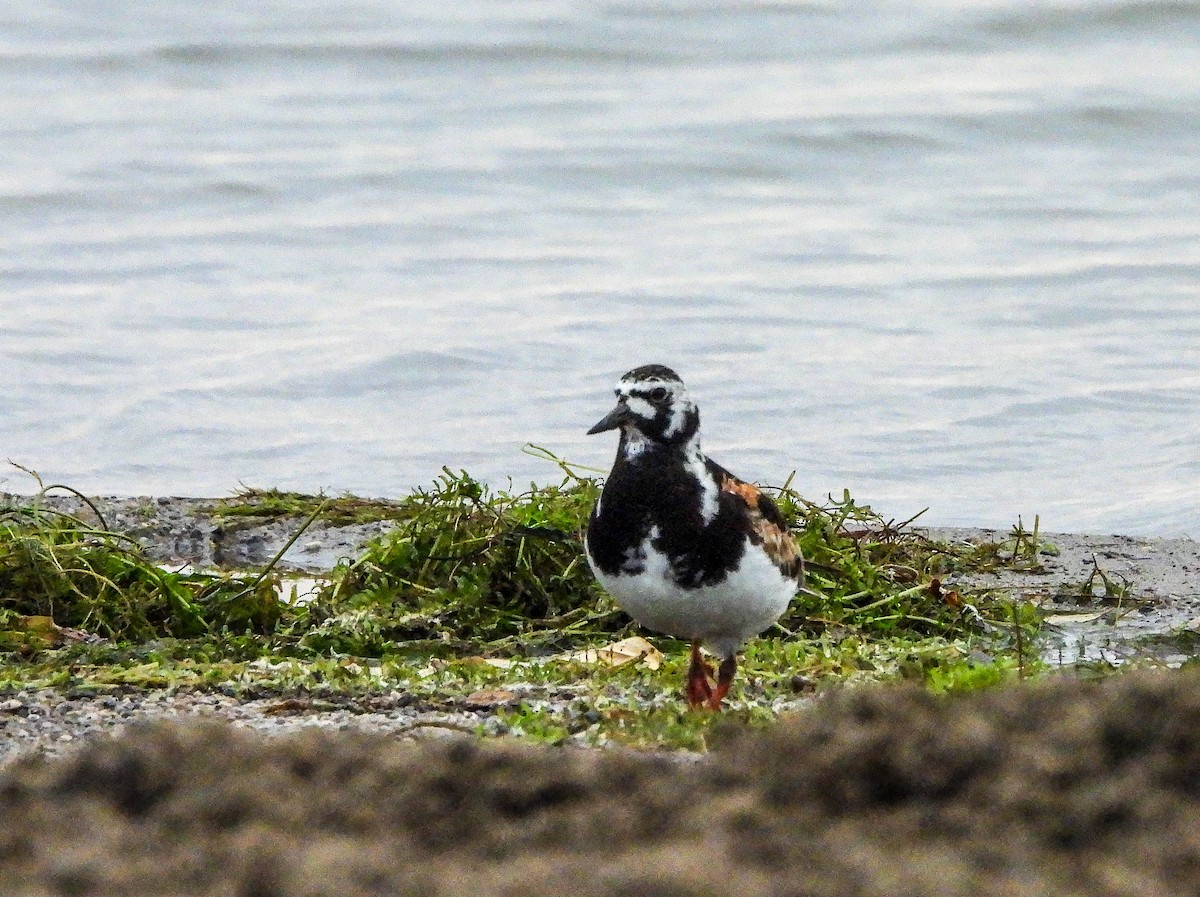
587, 364, 700, 452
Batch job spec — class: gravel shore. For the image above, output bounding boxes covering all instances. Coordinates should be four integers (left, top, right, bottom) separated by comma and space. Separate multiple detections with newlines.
0, 686, 551, 769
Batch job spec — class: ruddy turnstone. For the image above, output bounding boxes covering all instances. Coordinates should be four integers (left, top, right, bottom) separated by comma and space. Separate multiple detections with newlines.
584, 364, 804, 710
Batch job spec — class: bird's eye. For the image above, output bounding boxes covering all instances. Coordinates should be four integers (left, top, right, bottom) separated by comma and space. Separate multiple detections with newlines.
649, 387, 668, 402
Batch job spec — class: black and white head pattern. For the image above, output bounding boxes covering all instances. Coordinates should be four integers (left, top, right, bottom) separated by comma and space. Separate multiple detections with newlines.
587, 363, 718, 524
607, 364, 700, 455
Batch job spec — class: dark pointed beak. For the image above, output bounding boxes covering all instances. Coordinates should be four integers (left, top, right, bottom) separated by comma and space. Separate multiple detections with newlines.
587, 402, 630, 435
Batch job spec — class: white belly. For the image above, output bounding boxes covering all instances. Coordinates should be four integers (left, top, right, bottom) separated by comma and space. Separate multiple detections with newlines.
587, 534, 796, 659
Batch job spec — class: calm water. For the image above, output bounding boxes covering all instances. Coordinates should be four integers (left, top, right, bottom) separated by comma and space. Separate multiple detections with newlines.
2, 1, 1199, 535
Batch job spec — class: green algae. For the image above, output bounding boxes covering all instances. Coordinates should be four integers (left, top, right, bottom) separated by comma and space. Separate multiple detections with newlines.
0, 502, 281, 642
213, 487, 409, 527
303, 465, 609, 654
1, 455, 1036, 658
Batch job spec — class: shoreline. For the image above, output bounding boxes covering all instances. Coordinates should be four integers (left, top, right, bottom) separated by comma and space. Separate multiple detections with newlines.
6, 493, 1197, 660
2, 493, 1199, 767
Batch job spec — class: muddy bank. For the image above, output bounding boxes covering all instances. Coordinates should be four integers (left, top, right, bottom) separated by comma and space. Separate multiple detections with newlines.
925, 526, 1200, 666
3, 670, 1200, 897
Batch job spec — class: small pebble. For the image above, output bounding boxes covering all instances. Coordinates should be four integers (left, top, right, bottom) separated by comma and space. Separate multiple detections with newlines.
480, 717, 510, 737
790, 675, 816, 693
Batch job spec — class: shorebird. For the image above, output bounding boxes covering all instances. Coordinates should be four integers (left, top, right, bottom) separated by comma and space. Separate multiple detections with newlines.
584, 364, 803, 710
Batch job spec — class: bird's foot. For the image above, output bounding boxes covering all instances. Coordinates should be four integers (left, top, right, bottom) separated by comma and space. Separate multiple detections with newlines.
685, 670, 712, 708
706, 681, 730, 711
706, 655, 738, 711
685, 641, 715, 709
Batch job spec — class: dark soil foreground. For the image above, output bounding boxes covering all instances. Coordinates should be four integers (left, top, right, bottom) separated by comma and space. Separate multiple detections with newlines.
4, 672, 1200, 897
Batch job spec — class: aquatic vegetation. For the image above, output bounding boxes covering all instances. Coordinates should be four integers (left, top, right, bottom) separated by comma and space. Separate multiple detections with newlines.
302, 464, 610, 655
305, 454, 1033, 658
1, 454, 1036, 656
0, 482, 282, 643
775, 484, 1014, 637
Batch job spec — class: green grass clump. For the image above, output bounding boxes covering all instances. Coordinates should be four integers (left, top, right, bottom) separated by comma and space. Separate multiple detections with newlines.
302, 464, 615, 655
774, 486, 1019, 637
0, 498, 282, 642
0, 453, 1034, 663
303, 450, 1032, 658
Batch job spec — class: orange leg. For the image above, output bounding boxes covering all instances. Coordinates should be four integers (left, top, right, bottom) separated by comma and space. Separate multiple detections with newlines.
685, 641, 714, 708
707, 655, 737, 710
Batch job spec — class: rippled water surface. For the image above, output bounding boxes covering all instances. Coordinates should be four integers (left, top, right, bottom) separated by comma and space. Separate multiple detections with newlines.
3, 1, 1199, 534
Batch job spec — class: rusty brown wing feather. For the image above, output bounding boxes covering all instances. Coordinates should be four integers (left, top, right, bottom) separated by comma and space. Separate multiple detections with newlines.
707, 460, 804, 583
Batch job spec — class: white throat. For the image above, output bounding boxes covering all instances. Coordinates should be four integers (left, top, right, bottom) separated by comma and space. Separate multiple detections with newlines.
620, 426, 651, 460
683, 437, 719, 524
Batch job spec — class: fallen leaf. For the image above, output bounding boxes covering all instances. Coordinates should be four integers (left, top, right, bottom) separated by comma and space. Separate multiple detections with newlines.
563, 636, 663, 670
1044, 611, 1107, 625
